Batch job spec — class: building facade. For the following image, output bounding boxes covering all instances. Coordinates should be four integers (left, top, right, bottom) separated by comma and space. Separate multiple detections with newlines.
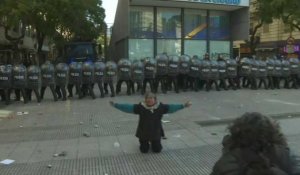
109, 0, 250, 61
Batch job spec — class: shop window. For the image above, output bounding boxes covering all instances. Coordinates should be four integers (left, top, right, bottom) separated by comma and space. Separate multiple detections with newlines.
209, 41, 230, 60
157, 39, 181, 55
184, 9, 207, 39
184, 40, 206, 58
129, 39, 154, 60
157, 8, 181, 39
129, 7, 154, 38
209, 11, 230, 40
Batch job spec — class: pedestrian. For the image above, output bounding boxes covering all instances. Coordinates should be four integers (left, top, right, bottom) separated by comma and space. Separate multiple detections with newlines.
210, 112, 300, 175
110, 92, 192, 153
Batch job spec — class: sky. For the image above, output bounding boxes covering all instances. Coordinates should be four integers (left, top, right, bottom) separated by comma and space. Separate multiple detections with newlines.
102, 0, 119, 27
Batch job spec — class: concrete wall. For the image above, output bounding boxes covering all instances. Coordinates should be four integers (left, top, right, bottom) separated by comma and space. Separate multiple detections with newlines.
108, 0, 130, 61
230, 7, 249, 40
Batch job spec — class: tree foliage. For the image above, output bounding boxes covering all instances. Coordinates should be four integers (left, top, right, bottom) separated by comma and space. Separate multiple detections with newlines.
0, 0, 105, 58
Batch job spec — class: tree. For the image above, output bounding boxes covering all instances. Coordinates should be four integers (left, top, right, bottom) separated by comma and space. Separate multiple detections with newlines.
246, 0, 276, 54
270, 0, 300, 32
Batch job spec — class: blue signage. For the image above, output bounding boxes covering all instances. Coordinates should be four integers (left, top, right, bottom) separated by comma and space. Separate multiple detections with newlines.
190, 0, 241, 5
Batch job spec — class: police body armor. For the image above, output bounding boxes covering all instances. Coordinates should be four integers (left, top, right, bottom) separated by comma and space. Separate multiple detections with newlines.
210, 60, 219, 80
55, 63, 69, 86
104, 61, 117, 83
281, 59, 290, 78
168, 55, 179, 77
266, 58, 275, 77
179, 55, 190, 75
250, 59, 259, 78
156, 54, 168, 76
0, 65, 12, 89
189, 57, 200, 78
239, 57, 252, 77
257, 60, 267, 78
13, 64, 27, 89
131, 61, 144, 82
94, 61, 106, 82
226, 59, 237, 78
200, 59, 211, 80
41, 62, 55, 86
289, 58, 300, 75
117, 59, 132, 81
82, 62, 94, 84
273, 60, 282, 77
218, 60, 227, 79
143, 58, 156, 79
27, 65, 41, 89
69, 62, 82, 85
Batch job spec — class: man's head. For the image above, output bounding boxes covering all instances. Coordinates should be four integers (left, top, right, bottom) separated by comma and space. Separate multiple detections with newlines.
144, 92, 157, 107
227, 112, 287, 150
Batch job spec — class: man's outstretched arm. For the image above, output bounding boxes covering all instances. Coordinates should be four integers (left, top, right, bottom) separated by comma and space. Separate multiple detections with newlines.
110, 101, 135, 114
167, 101, 192, 113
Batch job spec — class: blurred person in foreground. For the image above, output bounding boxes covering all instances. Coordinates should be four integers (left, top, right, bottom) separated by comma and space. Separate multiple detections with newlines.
110, 92, 191, 153
210, 112, 300, 175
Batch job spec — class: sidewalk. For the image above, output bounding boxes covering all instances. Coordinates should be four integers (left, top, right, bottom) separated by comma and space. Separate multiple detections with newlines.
0, 89, 300, 174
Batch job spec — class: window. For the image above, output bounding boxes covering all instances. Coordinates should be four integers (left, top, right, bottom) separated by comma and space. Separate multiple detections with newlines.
263, 24, 269, 33
129, 39, 154, 60
210, 41, 230, 60
209, 11, 230, 40
157, 8, 181, 38
184, 9, 207, 39
157, 39, 181, 55
184, 40, 206, 57
129, 7, 154, 38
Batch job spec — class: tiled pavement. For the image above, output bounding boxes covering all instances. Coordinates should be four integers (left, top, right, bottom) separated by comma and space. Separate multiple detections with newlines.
0, 88, 300, 174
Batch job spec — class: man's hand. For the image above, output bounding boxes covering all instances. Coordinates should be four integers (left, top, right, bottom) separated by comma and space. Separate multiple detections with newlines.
184, 101, 192, 108
109, 101, 115, 106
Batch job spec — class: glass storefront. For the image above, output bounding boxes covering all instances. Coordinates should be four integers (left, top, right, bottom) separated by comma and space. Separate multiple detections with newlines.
128, 7, 231, 59
129, 39, 154, 60
209, 11, 230, 40
157, 8, 181, 39
209, 41, 230, 59
157, 39, 181, 55
184, 40, 206, 58
129, 7, 154, 38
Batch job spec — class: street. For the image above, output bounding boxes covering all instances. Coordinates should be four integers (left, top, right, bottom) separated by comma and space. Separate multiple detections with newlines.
0, 88, 300, 174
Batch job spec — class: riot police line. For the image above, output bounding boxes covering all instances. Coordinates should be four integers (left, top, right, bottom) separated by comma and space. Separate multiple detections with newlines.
1, 54, 300, 105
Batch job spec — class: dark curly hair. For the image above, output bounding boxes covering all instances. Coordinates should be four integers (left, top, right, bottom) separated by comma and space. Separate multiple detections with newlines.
226, 112, 287, 151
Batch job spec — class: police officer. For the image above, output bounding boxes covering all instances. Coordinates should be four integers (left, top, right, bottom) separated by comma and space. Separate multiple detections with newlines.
55, 63, 69, 101
12, 63, 28, 103
188, 55, 201, 91
142, 57, 156, 95
281, 58, 291, 89
217, 55, 228, 90
273, 59, 282, 89
289, 57, 299, 89
94, 59, 106, 98
167, 55, 180, 93
104, 61, 117, 97
238, 57, 252, 88
178, 55, 190, 91
68, 62, 83, 98
40, 60, 58, 101
257, 58, 268, 89
131, 60, 144, 94
81, 61, 96, 99
266, 57, 275, 89
116, 58, 132, 95
154, 54, 168, 94
0, 64, 13, 105
226, 58, 238, 90
26, 65, 41, 102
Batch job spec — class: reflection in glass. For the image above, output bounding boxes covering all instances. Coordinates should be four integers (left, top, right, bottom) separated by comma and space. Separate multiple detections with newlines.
129, 39, 154, 60
157, 8, 181, 38
157, 39, 181, 55
184, 40, 206, 58
129, 7, 154, 38
210, 41, 230, 60
209, 11, 230, 40
184, 9, 207, 40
